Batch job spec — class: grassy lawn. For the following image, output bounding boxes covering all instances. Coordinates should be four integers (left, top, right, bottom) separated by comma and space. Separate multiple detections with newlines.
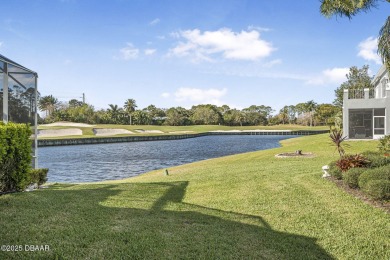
37, 124, 328, 139
1, 134, 389, 259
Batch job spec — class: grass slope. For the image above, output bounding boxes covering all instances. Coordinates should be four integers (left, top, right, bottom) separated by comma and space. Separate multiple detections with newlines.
1, 134, 389, 259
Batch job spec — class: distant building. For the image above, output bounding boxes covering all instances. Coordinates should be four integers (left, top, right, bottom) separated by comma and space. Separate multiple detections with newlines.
343, 64, 389, 139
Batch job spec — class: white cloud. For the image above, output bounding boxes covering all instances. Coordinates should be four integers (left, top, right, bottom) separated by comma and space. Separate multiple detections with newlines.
144, 49, 156, 55
0, 42, 3, 48
119, 43, 139, 60
174, 87, 227, 105
161, 92, 170, 98
358, 37, 381, 64
306, 67, 349, 85
169, 28, 275, 62
149, 18, 160, 26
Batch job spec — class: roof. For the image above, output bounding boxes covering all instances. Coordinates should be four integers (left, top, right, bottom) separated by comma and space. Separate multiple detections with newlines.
371, 64, 387, 85
0, 54, 37, 76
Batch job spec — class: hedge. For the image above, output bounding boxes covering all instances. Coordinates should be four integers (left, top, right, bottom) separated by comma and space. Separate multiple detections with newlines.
328, 160, 342, 179
363, 180, 390, 200
28, 168, 49, 188
361, 151, 390, 168
343, 168, 366, 189
0, 122, 32, 192
358, 165, 390, 190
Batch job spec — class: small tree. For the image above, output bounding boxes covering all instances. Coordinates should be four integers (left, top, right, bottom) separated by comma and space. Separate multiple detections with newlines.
329, 126, 349, 157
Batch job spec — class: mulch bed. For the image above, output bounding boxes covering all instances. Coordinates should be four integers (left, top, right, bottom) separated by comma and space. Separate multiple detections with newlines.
275, 152, 315, 158
327, 176, 390, 214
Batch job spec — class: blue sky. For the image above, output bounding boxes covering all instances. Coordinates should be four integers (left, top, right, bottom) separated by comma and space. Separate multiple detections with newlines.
1, 0, 389, 112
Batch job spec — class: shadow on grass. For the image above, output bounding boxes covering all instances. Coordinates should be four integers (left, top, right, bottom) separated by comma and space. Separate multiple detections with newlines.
0, 182, 334, 259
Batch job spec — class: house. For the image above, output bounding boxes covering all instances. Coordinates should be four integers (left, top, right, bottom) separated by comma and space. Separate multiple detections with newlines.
342, 64, 389, 139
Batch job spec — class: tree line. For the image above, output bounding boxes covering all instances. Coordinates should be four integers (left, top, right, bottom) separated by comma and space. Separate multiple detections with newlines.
38, 96, 342, 127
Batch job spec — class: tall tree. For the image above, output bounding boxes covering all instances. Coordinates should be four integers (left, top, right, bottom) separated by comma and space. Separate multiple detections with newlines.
378, 16, 390, 70
107, 104, 122, 124
333, 65, 372, 107
69, 99, 83, 108
165, 107, 191, 126
305, 100, 318, 127
39, 95, 58, 117
320, 0, 390, 71
124, 98, 137, 125
191, 105, 220, 125
315, 103, 340, 126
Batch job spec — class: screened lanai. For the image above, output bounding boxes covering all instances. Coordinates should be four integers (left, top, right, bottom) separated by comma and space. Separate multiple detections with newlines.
0, 54, 38, 168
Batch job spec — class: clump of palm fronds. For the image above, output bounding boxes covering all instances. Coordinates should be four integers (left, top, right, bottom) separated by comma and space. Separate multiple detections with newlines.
329, 126, 349, 157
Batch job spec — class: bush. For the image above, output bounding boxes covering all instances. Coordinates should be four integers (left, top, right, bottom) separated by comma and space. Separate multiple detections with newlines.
328, 160, 342, 179
358, 165, 390, 189
336, 154, 370, 172
28, 168, 49, 188
0, 123, 32, 192
361, 151, 390, 168
378, 135, 390, 153
344, 168, 366, 188
363, 180, 390, 200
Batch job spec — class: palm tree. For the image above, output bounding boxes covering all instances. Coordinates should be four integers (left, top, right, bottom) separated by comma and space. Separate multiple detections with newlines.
124, 99, 137, 125
320, 0, 390, 71
305, 100, 317, 127
378, 17, 390, 71
39, 95, 58, 117
107, 104, 121, 123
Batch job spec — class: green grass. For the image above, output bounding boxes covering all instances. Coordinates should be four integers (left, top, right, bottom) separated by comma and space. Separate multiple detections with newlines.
37, 124, 328, 139
1, 134, 389, 259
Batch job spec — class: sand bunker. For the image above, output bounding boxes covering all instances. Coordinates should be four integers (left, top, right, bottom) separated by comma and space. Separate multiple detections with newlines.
93, 128, 134, 136
38, 128, 83, 137
41, 122, 96, 127
134, 130, 164, 134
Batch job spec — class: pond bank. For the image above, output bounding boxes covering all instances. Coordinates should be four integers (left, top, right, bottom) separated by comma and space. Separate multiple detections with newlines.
38, 130, 329, 147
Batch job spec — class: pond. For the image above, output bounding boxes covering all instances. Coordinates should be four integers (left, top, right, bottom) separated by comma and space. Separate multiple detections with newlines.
39, 135, 295, 183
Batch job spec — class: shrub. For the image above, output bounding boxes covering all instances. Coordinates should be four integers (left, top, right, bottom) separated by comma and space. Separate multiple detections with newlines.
328, 160, 342, 179
378, 135, 390, 153
28, 168, 49, 188
358, 165, 390, 189
0, 123, 32, 192
344, 168, 366, 188
363, 180, 390, 200
336, 154, 370, 172
329, 127, 348, 157
361, 151, 390, 168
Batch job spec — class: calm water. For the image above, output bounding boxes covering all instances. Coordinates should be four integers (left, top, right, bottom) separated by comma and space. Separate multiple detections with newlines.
39, 135, 295, 183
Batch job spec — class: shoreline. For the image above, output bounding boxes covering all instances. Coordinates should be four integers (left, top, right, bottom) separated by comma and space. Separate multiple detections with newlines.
38, 130, 329, 147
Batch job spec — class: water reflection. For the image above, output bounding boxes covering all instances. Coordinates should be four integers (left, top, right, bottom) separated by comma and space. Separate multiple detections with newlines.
39, 135, 294, 183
